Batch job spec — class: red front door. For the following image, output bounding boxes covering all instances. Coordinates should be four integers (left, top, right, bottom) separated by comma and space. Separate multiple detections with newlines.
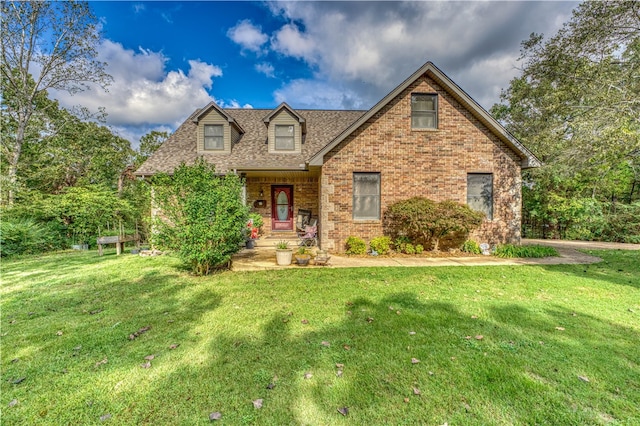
271, 185, 293, 230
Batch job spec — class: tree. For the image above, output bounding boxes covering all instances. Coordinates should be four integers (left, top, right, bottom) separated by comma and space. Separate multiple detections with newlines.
1, 0, 111, 204
18, 112, 134, 194
135, 130, 169, 167
492, 1, 640, 239
152, 159, 248, 275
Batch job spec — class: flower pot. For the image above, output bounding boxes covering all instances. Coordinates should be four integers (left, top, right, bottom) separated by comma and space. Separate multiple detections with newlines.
246, 239, 255, 249
276, 249, 293, 266
295, 254, 311, 266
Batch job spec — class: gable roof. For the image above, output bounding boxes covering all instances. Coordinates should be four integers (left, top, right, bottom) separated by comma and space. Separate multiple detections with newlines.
193, 101, 245, 134
135, 108, 365, 176
309, 61, 540, 168
263, 102, 307, 133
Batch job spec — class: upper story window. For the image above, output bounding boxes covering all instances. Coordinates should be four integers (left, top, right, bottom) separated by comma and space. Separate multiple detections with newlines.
204, 124, 224, 150
411, 93, 438, 129
467, 173, 493, 220
275, 125, 295, 151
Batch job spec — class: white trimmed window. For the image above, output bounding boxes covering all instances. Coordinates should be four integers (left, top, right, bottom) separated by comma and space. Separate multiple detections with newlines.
353, 173, 381, 220
411, 93, 438, 129
204, 124, 224, 150
467, 173, 493, 220
275, 125, 295, 151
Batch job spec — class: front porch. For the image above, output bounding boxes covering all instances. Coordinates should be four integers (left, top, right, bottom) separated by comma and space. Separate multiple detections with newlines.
244, 170, 320, 238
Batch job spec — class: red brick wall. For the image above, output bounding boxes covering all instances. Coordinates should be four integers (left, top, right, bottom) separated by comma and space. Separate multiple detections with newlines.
320, 74, 522, 252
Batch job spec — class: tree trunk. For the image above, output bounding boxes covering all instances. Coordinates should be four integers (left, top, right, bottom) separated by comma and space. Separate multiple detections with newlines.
6, 113, 27, 206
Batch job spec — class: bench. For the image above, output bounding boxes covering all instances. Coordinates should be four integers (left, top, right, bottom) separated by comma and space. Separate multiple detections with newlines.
97, 235, 139, 256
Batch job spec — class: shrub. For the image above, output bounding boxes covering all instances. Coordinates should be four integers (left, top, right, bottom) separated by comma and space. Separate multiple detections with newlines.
383, 197, 437, 247
369, 236, 392, 255
602, 202, 640, 243
0, 217, 67, 257
494, 244, 559, 258
415, 244, 424, 254
404, 243, 416, 254
461, 240, 482, 254
393, 236, 411, 253
430, 201, 485, 251
151, 159, 248, 275
345, 236, 367, 255
384, 197, 484, 251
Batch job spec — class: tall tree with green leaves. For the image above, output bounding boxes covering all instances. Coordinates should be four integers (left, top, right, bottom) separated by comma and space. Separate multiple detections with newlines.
135, 130, 169, 167
1, 0, 111, 205
492, 0, 640, 238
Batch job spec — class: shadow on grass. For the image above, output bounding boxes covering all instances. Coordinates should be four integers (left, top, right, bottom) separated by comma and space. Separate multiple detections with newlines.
542, 249, 640, 290
2, 250, 639, 424
107, 293, 640, 425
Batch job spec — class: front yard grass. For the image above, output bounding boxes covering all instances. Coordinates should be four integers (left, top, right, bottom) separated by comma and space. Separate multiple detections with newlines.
1, 249, 639, 425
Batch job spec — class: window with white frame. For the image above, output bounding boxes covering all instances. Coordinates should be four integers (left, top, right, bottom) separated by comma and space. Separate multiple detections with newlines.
204, 124, 224, 150
411, 93, 438, 129
467, 173, 493, 219
275, 125, 295, 150
353, 172, 381, 220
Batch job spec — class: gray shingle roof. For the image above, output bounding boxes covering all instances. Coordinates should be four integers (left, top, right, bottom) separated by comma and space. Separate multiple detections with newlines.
135, 108, 365, 176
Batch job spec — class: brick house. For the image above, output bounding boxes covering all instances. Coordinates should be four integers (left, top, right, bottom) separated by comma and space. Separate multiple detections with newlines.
136, 62, 539, 252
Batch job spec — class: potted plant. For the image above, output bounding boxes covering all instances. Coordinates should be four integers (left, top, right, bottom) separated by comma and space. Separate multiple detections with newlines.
245, 214, 262, 249
294, 246, 312, 266
275, 240, 292, 265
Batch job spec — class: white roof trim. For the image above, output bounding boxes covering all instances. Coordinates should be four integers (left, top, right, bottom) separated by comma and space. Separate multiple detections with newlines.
309, 61, 540, 168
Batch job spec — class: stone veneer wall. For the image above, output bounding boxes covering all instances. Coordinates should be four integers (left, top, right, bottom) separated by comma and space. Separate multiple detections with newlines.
319, 74, 522, 252
245, 175, 319, 232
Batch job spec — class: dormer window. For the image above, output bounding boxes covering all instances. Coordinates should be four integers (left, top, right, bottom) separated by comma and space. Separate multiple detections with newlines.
275, 125, 295, 151
411, 93, 437, 129
204, 124, 224, 150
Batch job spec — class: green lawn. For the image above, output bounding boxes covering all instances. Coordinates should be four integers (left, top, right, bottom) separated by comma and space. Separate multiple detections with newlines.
1, 249, 639, 425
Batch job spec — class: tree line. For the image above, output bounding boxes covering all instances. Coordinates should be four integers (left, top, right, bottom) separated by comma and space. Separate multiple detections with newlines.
1, 1, 166, 255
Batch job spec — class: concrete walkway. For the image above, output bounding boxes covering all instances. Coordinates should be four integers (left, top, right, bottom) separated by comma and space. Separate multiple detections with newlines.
230, 238, 638, 272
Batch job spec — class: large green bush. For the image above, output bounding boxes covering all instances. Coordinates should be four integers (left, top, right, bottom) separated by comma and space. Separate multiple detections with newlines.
0, 217, 67, 257
151, 159, 248, 275
384, 197, 484, 251
384, 197, 437, 248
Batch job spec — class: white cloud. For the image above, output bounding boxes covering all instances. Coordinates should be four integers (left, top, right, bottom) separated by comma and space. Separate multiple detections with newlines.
274, 79, 367, 110
271, 24, 316, 59
227, 19, 268, 53
49, 40, 221, 134
255, 62, 275, 78
265, 1, 578, 109
132, 3, 145, 14
217, 99, 254, 109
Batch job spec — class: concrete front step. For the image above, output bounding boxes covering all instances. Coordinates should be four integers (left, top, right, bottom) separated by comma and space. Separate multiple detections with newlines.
254, 233, 299, 248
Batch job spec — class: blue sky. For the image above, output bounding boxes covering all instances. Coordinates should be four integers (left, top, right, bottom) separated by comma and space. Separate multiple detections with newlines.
49, 1, 579, 147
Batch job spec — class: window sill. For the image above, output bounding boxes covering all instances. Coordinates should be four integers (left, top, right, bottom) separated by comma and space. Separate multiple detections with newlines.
353, 219, 381, 224
411, 127, 439, 132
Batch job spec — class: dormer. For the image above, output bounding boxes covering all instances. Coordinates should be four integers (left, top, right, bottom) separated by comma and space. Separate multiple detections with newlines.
193, 102, 244, 154
263, 103, 306, 154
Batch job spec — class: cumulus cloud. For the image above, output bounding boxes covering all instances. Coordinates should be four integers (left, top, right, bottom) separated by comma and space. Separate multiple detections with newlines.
271, 24, 316, 59
227, 19, 268, 53
262, 1, 577, 109
255, 62, 275, 78
49, 40, 222, 139
274, 79, 368, 110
